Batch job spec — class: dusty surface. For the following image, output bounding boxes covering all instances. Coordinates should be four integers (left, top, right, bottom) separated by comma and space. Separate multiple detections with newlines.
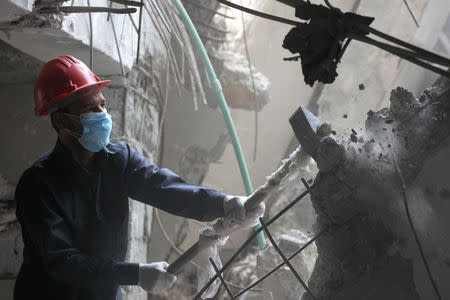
302, 76, 450, 300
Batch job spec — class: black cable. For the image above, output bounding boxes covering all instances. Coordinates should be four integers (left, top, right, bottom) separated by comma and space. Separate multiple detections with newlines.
216, 0, 301, 26
364, 26, 450, 67
220, 0, 450, 71
337, 38, 352, 63
86, 0, 93, 70
324, 0, 336, 9
238, 0, 259, 161
353, 35, 450, 78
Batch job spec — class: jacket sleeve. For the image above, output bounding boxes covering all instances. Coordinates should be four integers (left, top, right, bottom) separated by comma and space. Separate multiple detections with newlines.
15, 169, 139, 289
124, 143, 226, 222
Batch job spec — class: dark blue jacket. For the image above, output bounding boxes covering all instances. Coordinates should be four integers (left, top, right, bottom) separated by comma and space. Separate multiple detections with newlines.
14, 140, 226, 300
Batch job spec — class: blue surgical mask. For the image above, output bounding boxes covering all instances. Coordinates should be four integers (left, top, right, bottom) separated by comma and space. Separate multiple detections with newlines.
64, 111, 112, 152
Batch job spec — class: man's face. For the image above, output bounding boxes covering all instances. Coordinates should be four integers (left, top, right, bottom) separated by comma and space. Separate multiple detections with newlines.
54, 86, 107, 136
68, 86, 106, 115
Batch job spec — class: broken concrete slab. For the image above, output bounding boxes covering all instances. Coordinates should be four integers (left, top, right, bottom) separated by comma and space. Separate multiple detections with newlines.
257, 229, 317, 300
210, 49, 270, 111
316, 136, 345, 173
0, 0, 165, 76
304, 75, 450, 299
0, 1, 33, 23
226, 75, 450, 300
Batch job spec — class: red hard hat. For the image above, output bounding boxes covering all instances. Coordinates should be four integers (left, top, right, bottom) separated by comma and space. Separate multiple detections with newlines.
34, 55, 110, 116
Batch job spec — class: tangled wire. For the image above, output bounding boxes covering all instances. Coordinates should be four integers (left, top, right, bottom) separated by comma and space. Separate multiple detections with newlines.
217, 0, 450, 87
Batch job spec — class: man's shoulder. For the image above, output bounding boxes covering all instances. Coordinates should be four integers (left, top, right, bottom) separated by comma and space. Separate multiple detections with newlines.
105, 140, 151, 167
106, 140, 146, 158
105, 140, 132, 157
20, 149, 54, 181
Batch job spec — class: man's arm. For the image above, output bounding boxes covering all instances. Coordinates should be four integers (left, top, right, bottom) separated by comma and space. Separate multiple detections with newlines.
15, 169, 139, 289
124, 143, 226, 222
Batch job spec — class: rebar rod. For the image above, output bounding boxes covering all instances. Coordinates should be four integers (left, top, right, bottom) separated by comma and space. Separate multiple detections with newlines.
198, 33, 228, 43
301, 178, 310, 189
38, 6, 137, 14
110, 3, 139, 32
155, 13, 180, 86
172, 14, 207, 105
136, 0, 144, 64
183, 0, 235, 19
239, 0, 258, 162
148, 0, 172, 33
125, 5, 139, 32
209, 258, 234, 299
35, 0, 69, 7
402, 0, 420, 27
165, 5, 185, 42
143, 3, 184, 88
87, 0, 93, 70
107, 1, 112, 26
194, 181, 313, 299
156, 59, 171, 143
110, 0, 143, 7
231, 227, 329, 299
110, 14, 125, 76
190, 17, 231, 34
259, 218, 316, 299
216, 0, 300, 26
189, 68, 199, 111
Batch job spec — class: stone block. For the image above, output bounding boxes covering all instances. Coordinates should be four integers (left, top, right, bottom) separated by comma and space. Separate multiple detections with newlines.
257, 229, 318, 300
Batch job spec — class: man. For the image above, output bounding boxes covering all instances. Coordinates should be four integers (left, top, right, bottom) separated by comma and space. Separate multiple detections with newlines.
14, 56, 260, 300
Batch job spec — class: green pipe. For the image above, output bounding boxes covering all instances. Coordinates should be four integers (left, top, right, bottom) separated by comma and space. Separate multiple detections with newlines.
171, 0, 265, 250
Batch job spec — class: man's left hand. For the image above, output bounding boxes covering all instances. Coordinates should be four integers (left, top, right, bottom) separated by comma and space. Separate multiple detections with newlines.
223, 195, 246, 227
223, 195, 265, 228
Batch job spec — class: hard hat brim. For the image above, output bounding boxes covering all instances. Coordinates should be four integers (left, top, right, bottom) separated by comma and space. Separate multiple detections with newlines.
40, 79, 111, 116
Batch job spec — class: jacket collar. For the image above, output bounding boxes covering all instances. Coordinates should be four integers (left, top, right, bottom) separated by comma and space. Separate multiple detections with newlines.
51, 139, 108, 173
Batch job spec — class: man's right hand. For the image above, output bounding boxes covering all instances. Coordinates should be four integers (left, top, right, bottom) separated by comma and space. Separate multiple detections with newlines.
138, 262, 177, 294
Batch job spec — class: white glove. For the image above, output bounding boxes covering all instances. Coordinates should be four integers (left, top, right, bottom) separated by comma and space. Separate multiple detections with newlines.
138, 262, 177, 294
223, 195, 247, 228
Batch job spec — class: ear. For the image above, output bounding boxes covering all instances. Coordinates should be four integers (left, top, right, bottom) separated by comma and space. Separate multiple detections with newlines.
52, 111, 66, 131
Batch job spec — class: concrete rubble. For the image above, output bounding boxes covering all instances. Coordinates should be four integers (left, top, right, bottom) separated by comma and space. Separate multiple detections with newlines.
211, 49, 270, 111
301, 76, 450, 300
214, 75, 450, 300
